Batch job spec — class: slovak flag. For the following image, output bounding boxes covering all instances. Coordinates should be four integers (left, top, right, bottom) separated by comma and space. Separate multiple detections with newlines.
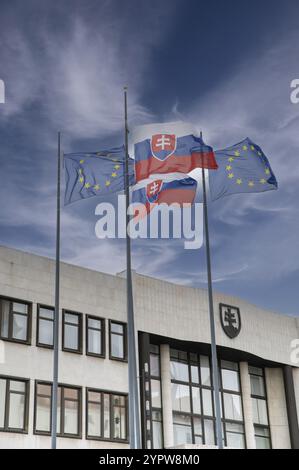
132, 177, 197, 215
130, 121, 218, 183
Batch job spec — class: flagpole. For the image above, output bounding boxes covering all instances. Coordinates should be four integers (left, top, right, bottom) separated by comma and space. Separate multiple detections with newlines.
200, 132, 223, 449
123, 87, 141, 449
51, 131, 61, 449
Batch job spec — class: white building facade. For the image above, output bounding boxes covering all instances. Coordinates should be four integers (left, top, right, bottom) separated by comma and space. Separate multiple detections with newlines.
0, 245, 298, 449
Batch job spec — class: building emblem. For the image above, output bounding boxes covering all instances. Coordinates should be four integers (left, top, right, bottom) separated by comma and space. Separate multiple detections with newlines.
220, 303, 241, 339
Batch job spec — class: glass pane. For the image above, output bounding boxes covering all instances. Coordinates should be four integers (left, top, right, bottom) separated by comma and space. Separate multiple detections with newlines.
256, 435, 271, 449
194, 416, 202, 436
171, 383, 190, 412
200, 356, 211, 386
111, 333, 124, 358
1, 300, 9, 338
221, 360, 238, 371
252, 398, 268, 425
64, 399, 78, 435
223, 393, 243, 421
39, 308, 54, 320
36, 395, 51, 432
104, 394, 110, 438
151, 380, 161, 408
8, 393, 25, 429
250, 375, 265, 397
204, 419, 215, 445
88, 318, 102, 329
191, 365, 199, 384
0, 379, 6, 427
173, 413, 192, 446
249, 366, 263, 376
12, 302, 28, 314
226, 431, 245, 448
254, 425, 269, 437
170, 361, 189, 382
152, 420, 163, 449
111, 322, 123, 334
64, 313, 79, 324
64, 388, 78, 400
10, 380, 25, 393
64, 324, 78, 350
37, 384, 51, 396
202, 388, 213, 416
113, 403, 126, 439
12, 313, 27, 340
150, 354, 160, 377
88, 402, 101, 437
221, 369, 240, 392
112, 395, 125, 407
192, 387, 201, 414
39, 318, 53, 345
88, 328, 102, 354
88, 391, 101, 403
57, 388, 61, 434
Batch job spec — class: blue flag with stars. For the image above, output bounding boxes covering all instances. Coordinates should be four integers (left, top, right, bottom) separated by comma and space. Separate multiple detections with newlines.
64, 147, 135, 205
209, 137, 278, 201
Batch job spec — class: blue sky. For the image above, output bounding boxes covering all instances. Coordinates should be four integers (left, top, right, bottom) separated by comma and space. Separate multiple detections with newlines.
0, 0, 299, 316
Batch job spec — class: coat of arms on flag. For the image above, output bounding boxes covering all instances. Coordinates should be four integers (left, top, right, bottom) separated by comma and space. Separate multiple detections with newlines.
150, 134, 176, 161
146, 179, 163, 203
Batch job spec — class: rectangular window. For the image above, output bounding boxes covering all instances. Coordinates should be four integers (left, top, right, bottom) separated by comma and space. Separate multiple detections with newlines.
86, 389, 128, 441
249, 365, 271, 449
86, 316, 105, 357
37, 306, 54, 348
62, 311, 82, 353
35, 382, 81, 437
173, 413, 192, 446
0, 297, 31, 344
109, 321, 127, 360
0, 376, 29, 433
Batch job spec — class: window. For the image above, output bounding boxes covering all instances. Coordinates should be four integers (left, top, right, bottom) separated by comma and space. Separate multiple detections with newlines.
62, 311, 82, 353
35, 382, 81, 437
220, 360, 245, 448
173, 413, 192, 446
249, 366, 271, 449
109, 321, 127, 360
86, 316, 105, 357
86, 389, 128, 441
0, 297, 31, 344
37, 305, 54, 348
0, 376, 29, 432
149, 344, 163, 449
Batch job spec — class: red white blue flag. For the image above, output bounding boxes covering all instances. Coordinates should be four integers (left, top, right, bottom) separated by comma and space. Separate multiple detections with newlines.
130, 122, 218, 183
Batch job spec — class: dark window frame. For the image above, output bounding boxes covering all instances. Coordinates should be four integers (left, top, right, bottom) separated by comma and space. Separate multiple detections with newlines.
249, 365, 272, 449
36, 304, 55, 349
86, 315, 105, 358
86, 387, 129, 443
0, 295, 32, 345
62, 309, 83, 354
109, 320, 127, 362
34, 380, 82, 439
149, 344, 164, 449
0, 374, 30, 434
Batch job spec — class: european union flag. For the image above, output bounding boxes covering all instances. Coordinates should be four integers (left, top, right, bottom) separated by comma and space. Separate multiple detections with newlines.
209, 138, 278, 201
64, 147, 135, 205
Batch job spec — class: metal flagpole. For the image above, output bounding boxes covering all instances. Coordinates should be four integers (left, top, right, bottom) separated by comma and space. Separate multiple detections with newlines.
123, 87, 141, 449
51, 131, 61, 449
200, 132, 223, 449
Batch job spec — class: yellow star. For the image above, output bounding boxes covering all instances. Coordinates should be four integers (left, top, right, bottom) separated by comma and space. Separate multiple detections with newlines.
228, 157, 234, 162
248, 181, 254, 187
234, 150, 240, 157
260, 178, 266, 184
228, 173, 234, 179
94, 184, 100, 191
226, 165, 232, 171
79, 159, 85, 164
85, 182, 91, 189
250, 145, 255, 151
236, 178, 242, 185
114, 164, 120, 170
105, 180, 111, 187
265, 168, 270, 175
79, 176, 84, 183
111, 172, 117, 178
242, 145, 248, 151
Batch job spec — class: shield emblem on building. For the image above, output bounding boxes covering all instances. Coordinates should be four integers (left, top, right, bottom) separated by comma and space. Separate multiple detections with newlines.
151, 134, 177, 161
146, 179, 163, 203
220, 303, 241, 339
